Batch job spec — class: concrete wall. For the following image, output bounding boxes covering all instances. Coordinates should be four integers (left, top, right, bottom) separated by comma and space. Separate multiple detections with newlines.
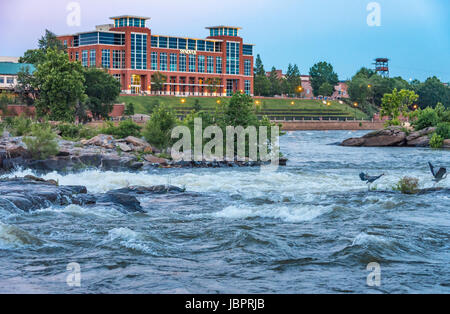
280, 120, 384, 131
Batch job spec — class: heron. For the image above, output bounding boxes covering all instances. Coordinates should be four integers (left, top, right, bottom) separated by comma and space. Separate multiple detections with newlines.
428, 162, 447, 184
360, 172, 385, 190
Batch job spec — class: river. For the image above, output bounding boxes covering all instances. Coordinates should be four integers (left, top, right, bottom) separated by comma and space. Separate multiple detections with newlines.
0, 130, 449, 293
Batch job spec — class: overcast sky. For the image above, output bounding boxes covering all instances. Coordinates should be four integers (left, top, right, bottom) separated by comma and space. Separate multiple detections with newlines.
0, 0, 449, 82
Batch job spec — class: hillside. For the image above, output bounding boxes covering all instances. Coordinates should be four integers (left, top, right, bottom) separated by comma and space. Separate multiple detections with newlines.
117, 95, 369, 120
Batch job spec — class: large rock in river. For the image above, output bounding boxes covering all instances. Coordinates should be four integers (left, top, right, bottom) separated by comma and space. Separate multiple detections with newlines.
341, 126, 407, 147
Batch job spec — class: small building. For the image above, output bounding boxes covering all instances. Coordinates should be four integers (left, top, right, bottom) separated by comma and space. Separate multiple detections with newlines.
0, 57, 35, 94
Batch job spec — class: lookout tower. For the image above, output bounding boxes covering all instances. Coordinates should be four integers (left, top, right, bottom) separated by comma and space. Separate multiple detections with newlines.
373, 58, 389, 78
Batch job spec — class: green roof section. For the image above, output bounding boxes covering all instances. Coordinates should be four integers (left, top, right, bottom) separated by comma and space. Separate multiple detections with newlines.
0, 62, 35, 75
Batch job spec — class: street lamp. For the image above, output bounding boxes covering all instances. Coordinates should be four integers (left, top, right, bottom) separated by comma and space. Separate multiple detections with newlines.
181, 98, 186, 104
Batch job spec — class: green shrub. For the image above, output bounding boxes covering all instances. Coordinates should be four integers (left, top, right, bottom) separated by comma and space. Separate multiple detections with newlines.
429, 133, 444, 149
6, 116, 33, 136
23, 123, 59, 159
436, 122, 450, 139
393, 177, 420, 194
100, 119, 141, 139
56, 123, 97, 140
143, 104, 177, 149
413, 107, 439, 130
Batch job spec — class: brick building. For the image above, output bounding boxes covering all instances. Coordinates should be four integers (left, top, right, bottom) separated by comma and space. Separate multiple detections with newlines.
58, 15, 254, 96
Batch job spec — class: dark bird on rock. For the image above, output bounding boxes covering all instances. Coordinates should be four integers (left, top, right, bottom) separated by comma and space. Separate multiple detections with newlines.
428, 162, 447, 183
360, 173, 385, 190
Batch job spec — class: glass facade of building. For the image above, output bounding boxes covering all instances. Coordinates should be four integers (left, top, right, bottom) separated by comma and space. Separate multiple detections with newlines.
207, 56, 214, 73
179, 54, 187, 72
114, 17, 146, 28
244, 59, 251, 76
82, 50, 88, 67
226, 42, 240, 75
90, 49, 96, 67
159, 53, 167, 71
198, 56, 205, 73
245, 80, 251, 95
74, 32, 125, 47
216, 57, 222, 74
170, 53, 178, 72
131, 33, 147, 70
112, 50, 124, 69
101, 49, 110, 68
151, 52, 157, 70
189, 55, 196, 72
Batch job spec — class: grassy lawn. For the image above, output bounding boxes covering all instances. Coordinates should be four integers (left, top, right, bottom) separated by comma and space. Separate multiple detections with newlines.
117, 95, 368, 120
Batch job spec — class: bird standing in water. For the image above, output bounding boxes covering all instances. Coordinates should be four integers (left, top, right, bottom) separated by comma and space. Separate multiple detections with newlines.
428, 162, 447, 184
360, 173, 385, 191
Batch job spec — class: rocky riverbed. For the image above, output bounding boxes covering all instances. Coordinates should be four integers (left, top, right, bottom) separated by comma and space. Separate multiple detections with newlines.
341, 126, 450, 148
0, 175, 186, 214
0, 133, 285, 174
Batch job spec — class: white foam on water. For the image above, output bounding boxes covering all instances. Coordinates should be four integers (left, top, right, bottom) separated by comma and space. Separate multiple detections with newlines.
33, 204, 124, 219
213, 203, 331, 223
351, 232, 388, 246
107, 227, 155, 254
0, 222, 43, 248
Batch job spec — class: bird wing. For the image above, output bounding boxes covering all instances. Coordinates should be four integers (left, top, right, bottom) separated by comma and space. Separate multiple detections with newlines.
428, 162, 435, 177
359, 173, 367, 181
436, 168, 447, 180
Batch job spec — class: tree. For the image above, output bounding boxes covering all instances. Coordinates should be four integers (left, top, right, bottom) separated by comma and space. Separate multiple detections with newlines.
206, 77, 221, 96
83, 68, 121, 120
223, 92, 259, 128
151, 72, 167, 94
15, 65, 38, 106
285, 64, 302, 97
267, 67, 281, 96
381, 88, 418, 122
309, 61, 339, 97
142, 104, 178, 149
19, 30, 65, 66
253, 54, 270, 96
415, 76, 450, 109
33, 49, 86, 122
318, 82, 334, 97
124, 103, 135, 116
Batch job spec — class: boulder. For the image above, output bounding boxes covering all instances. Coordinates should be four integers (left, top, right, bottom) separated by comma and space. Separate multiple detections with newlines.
117, 143, 132, 152
406, 127, 436, 142
81, 134, 115, 149
341, 137, 366, 147
407, 136, 430, 147
125, 136, 151, 149
5, 144, 31, 158
341, 127, 407, 147
144, 155, 168, 165
443, 139, 450, 149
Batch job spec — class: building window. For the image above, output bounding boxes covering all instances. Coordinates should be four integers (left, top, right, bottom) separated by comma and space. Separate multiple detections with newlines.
198, 56, 205, 73
226, 42, 240, 75
159, 37, 168, 48
63, 40, 67, 47
101, 49, 110, 68
113, 50, 124, 69
188, 39, 196, 50
75, 52, 79, 61
90, 49, 96, 67
82, 50, 88, 67
244, 60, 251, 76
243, 45, 253, 56
113, 74, 121, 85
178, 38, 187, 50
151, 36, 158, 48
207, 56, 214, 73
216, 57, 222, 74
169, 37, 178, 49
206, 41, 214, 52
0, 77, 4, 84
7, 77, 14, 84
131, 33, 147, 70
159, 53, 167, 71
179, 54, 187, 72
170, 53, 178, 72
189, 55, 196, 72
197, 40, 205, 51
151, 52, 158, 71
245, 80, 251, 95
